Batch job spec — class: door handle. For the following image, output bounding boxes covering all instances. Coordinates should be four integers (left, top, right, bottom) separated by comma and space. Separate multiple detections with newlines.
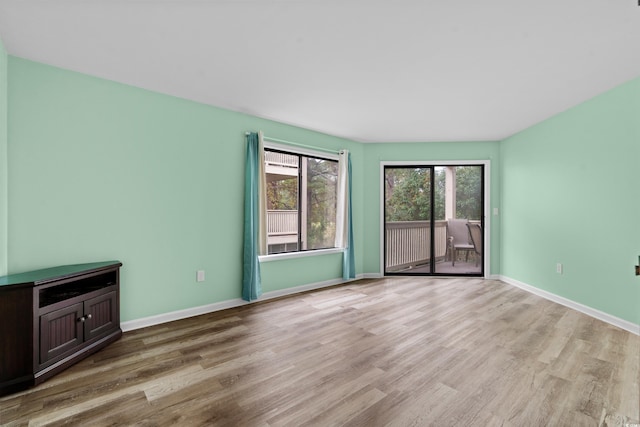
636, 256, 639, 276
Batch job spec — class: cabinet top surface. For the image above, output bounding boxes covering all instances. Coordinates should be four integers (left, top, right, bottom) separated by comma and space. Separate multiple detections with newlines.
0, 261, 122, 287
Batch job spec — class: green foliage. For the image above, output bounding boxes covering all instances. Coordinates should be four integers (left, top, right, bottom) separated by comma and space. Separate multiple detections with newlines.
266, 178, 297, 210
306, 158, 338, 249
434, 169, 445, 220
385, 166, 482, 222
385, 168, 432, 221
455, 166, 482, 220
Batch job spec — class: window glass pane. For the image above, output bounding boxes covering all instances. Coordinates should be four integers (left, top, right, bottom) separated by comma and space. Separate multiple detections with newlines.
264, 149, 338, 254
455, 166, 482, 220
265, 151, 299, 254
304, 156, 338, 250
384, 167, 432, 222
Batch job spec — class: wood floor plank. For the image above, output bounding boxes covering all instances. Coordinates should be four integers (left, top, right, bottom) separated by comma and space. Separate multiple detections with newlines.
1, 277, 638, 426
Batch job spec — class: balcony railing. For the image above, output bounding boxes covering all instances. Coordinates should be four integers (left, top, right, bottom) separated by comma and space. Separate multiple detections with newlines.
385, 220, 482, 272
385, 220, 448, 271
265, 151, 298, 168
266, 210, 298, 247
268, 209, 297, 234
268, 213, 477, 271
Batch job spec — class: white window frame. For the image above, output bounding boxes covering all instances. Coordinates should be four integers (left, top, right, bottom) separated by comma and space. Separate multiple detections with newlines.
259, 142, 341, 262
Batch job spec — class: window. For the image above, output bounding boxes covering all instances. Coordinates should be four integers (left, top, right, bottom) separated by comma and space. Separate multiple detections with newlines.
264, 148, 338, 255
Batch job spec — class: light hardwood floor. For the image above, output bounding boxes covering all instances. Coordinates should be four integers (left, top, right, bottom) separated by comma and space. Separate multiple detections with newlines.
1, 277, 638, 426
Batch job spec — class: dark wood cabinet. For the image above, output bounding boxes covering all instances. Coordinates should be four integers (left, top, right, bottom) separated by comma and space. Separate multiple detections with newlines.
39, 302, 84, 365
0, 261, 122, 396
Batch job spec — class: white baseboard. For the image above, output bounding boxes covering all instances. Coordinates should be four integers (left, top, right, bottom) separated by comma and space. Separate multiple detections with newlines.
125, 273, 636, 336
121, 274, 369, 332
121, 299, 247, 332
498, 275, 640, 336
259, 275, 362, 300
361, 273, 496, 280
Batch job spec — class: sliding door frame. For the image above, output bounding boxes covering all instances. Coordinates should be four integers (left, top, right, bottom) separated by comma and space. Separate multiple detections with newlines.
380, 160, 491, 277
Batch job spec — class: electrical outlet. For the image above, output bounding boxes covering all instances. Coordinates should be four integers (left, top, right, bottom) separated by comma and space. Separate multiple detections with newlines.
196, 270, 205, 282
556, 263, 563, 274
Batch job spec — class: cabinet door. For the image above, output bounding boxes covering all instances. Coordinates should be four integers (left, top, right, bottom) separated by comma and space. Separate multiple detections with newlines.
40, 303, 84, 364
84, 291, 118, 341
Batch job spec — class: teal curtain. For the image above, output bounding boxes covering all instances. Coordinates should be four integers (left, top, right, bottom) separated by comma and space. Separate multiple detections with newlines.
343, 152, 355, 279
242, 132, 262, 301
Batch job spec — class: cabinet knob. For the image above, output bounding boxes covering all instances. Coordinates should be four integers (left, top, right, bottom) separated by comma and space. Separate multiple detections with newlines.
77, 314, 92, 322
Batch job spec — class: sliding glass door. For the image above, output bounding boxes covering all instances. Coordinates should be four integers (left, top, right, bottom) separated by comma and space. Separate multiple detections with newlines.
384, 164, 484, 276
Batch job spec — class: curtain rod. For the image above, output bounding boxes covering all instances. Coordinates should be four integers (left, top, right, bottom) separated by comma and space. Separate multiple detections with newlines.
245, 132, 340, 155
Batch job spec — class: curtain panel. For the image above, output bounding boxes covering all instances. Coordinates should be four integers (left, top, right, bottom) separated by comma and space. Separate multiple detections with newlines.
242, 132, 267, 301
336, 150, 355, 279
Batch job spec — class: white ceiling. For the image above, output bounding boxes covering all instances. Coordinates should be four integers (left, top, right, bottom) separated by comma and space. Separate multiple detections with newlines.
0, 0, 638, 142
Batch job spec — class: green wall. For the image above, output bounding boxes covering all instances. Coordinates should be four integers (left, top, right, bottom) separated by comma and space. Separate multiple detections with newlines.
501, 77, 640, 324
361, 142, 501, 275
5, 53, 637, 327
7, 57, 362, 322
0, 38, 7, 276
